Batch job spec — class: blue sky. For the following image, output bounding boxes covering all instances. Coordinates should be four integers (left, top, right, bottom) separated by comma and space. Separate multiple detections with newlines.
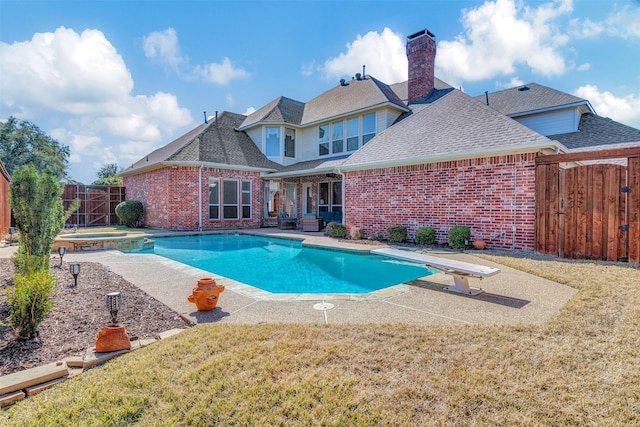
1, 0, 639, 184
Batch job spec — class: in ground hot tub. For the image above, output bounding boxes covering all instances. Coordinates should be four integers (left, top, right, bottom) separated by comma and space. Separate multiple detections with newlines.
53, 230, 153, 252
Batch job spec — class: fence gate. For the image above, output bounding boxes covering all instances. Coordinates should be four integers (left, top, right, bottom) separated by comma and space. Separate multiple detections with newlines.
63, 185, 125, 227
536, 147, 640, 263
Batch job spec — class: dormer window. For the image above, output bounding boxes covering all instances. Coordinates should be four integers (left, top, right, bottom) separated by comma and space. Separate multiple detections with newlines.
265, 126, 296, 159
265, 127, 280, 157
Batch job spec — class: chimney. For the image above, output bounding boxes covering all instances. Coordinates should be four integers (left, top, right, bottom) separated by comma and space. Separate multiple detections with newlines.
406, 29, 436, 104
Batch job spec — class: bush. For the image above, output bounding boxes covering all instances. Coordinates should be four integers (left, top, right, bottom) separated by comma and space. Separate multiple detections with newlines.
326, 222, 347, 239
9, 165, 66, 275
415, 227, 437, 245
386, 225, 407, 243
6, 270, 55, 338
115, 200, 144, 228
448, 225, 471, 249
350, 227, 364, 240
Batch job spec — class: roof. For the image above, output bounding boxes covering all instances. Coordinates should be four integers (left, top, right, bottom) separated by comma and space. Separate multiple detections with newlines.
301, 76, 408, 125
549, 113, 640, 150
0, 159, 10, 183
121, 112, 281, 176
239, 96, 305, 129
477, 83, 590, 116
266, 156, 350, 178
389, 77, 452, 104
341, 89, 555, 169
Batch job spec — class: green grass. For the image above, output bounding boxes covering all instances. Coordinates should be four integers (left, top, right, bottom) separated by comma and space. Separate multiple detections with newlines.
3, 253, 640, 426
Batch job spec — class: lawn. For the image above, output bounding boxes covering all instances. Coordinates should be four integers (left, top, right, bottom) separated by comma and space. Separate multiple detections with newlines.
3, 253, 639, 426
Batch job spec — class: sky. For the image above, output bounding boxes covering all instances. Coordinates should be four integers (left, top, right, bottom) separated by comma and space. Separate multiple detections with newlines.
1, 0, 639, 184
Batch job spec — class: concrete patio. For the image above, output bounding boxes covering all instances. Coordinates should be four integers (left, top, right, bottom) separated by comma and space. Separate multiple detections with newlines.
0, 229, 577, 327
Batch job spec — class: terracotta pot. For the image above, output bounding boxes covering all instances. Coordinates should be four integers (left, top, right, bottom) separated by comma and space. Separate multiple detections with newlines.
94, 325, 131, 352
472, 239, 487, 250
187, 277, 224, 311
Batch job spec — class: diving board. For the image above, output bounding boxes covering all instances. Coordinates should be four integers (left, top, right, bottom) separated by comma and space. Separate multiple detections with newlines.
371, 248, 501, 296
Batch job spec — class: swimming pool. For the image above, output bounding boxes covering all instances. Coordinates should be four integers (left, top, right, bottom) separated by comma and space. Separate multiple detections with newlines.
142, 234, 436, 294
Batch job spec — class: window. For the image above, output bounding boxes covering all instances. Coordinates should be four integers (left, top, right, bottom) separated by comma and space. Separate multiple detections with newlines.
208, 178, 219, 220
346, 117, 359, 151
362, 113, 376, 144
284, 128, 296, 158
242, 180, 251, 219
318, 182, 329, 213
264, 180, 279, 217
223, 179, 238, 219
332, 121, 344, 154
318, 124, 329, 156
265, 127, 280, 157
332, 181, 342, 212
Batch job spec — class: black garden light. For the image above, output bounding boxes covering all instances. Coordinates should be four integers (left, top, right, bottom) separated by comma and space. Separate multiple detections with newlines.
105, 291, 122, 325
57, 246, 66, 268
69, 263, 80, 287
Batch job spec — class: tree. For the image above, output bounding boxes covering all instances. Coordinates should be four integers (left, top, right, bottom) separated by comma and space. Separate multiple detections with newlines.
92, 163, 123, 186
0, 116, 69, 180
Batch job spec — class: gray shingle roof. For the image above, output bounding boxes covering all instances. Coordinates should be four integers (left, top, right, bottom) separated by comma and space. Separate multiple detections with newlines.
477, 83, 588, 116
239, 96, 305, 129
300, 76, 408, 125
269, 156, 350, 177
121, 112, 281, 175
389, 77, 452, 104
342, 89, 552, 168
549, 113, 640, 150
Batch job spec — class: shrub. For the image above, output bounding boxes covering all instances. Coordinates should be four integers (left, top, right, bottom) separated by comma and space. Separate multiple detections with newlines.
115, 200, 144, 228
415, 227, 437, 245
326, 222, 347, 239
6, 270, 55, 338
350, 227, 364, 240
368, 232, 385, 241
448, 225, 471, 249
9, 165, 66, 275
386, 225, 407, 243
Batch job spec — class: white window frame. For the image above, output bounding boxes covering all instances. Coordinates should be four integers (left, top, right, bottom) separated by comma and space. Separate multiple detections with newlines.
208, 177, 220, 220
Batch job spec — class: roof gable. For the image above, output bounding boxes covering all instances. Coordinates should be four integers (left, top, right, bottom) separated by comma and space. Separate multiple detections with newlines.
239, 96, 305, 129
342, 89, 552, 168
478, 83, 589, 116
122, 112, 280, 176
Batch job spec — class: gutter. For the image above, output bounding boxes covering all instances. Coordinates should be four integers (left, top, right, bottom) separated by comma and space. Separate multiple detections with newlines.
507, 100, 594, 118
337, 140, 565, 172
120, 161, 278, 178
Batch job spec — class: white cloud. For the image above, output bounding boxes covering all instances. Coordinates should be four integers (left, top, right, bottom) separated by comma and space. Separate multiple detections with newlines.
243, 107, 256, 116
226, 93, 235, 106
193, 57, 250, 85
496, 77, 525, 89
300, 60, 315, 77
436, 0, 573, 83
576, 63, 590, 72
142, 27, 185, 70
0, 26, 194, 183
322, 27, 407, 84
570, 4, 640, 39
574, 84, 640, 128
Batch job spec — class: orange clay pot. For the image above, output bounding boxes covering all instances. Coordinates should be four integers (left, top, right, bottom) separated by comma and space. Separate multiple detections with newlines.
472, 239, 487, 250
94, 325, 131, 352
187, 277, 225, 311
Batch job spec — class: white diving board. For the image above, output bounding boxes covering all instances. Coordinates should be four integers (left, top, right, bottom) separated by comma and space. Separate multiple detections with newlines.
372, 248, 501, 296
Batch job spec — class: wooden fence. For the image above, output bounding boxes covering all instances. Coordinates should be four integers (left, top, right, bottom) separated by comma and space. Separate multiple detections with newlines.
63, 185, 125, 227
535, 147, 640, 263
0, 161, 10, 236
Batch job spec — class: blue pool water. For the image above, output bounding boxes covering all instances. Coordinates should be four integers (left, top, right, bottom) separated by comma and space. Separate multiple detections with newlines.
141, 234, 436, 294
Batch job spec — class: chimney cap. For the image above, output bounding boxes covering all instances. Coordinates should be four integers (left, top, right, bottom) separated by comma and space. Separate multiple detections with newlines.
407, 29, 435, 41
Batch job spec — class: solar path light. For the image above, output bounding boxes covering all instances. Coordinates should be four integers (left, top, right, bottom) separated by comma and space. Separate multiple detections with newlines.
57, 246, 66, 268
69, 263, 80, 287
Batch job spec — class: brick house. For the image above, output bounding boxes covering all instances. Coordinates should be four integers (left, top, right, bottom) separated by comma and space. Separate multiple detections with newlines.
0, 159, 10, 237
121, 28, 640, 250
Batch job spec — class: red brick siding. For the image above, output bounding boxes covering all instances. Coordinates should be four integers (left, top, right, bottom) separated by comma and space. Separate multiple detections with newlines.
123, 166, 263, 230
344, 153, 537, 250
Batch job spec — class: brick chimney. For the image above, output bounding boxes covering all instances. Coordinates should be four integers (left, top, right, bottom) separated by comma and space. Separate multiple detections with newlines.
406, 29, 436, 104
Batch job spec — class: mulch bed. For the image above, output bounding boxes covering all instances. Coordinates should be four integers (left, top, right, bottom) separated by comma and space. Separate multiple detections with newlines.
0, 257, 189, 376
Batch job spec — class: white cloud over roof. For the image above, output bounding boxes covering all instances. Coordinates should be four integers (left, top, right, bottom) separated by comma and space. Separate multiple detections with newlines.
574, 85, 640, 129
322, 27, 407, 84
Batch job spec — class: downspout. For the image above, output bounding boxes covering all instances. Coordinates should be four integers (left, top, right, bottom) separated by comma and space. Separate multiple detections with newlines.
512, 156, 517, 251
198, 165, 203, 231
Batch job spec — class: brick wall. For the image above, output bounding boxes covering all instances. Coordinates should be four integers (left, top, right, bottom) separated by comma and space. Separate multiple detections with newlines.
123, 166, 263, 230
344, 153, 537, 250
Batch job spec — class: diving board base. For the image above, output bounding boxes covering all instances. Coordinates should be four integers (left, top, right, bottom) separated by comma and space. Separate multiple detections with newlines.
444, 275, 484, 296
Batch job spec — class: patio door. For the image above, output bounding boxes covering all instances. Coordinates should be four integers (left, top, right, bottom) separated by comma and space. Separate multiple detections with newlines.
284, 183, 297, 218
303, 183, 313, 215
